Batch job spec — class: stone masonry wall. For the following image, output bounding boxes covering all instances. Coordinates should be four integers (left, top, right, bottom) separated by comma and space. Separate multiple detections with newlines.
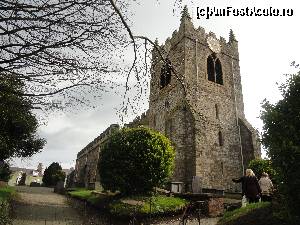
74, 124, 119, 188
149, 17, 197, 190
182, 30, 245, 191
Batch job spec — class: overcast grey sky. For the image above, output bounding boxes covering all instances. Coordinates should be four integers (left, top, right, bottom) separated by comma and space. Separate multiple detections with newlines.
12, 0, 300, 169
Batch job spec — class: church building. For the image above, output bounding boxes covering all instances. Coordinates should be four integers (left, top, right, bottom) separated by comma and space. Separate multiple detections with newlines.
74, 6, 261, 193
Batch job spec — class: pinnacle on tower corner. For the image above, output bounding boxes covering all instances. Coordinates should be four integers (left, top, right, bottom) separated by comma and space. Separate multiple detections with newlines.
229, 29, 237, 42
181, 5, 191, 20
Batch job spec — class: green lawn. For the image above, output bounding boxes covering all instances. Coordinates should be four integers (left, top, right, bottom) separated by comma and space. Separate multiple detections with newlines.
219, 202, 270, 224
218, 202, 271, 224
109, 195, 188, 216
67, 188, 112, 205
67, 188, 188, 217
217, 201, 292, 225
68, 189, 92, 199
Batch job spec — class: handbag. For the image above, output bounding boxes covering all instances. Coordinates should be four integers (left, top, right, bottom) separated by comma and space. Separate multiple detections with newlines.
242, 195, 248, 207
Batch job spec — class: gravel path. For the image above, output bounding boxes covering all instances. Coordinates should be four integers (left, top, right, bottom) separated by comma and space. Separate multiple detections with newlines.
12, 186, 83, 225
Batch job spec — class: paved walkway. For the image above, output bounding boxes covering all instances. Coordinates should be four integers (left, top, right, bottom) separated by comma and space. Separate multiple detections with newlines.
12, 186, 83, 225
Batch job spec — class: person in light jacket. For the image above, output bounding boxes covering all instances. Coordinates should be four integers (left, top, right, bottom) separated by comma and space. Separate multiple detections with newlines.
258, 172, 274, 202
233, 169, 262, 203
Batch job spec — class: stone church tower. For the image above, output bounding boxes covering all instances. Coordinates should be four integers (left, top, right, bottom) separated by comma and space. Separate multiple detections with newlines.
148, 7, 261, 192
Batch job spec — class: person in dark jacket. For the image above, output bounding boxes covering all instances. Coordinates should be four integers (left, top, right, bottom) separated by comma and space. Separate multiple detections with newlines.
233, 169, 262, 203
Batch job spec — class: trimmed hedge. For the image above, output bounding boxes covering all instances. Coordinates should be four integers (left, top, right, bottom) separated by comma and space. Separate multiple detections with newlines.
99, 127, 175, 195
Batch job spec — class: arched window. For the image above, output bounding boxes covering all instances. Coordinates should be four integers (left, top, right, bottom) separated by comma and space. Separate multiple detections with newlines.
165, 59, 172, 85
207, 54, 223, 85
215, 59, 223, 85
207, 56, 215, 82
160, 67, 166, 88
160, 58, 172, 89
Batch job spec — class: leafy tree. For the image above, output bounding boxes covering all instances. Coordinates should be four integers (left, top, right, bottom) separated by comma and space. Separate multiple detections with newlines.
260, 72, 300, 224
248, 158, 277, 181
18, 173, 26, 186
52, 170, 66, 185
0, 74, 45, 161
66, 170, 75, 188
0, 161, 11, 182
42, 162, 65, 187
99, 127, 175, 195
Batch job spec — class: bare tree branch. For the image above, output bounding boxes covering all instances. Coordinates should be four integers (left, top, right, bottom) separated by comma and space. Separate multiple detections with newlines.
0, 0, 131, 111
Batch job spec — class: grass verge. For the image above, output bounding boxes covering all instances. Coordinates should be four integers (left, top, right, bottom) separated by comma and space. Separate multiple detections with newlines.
67, 188, 115, 206
67, 189, 188, 218
218, 202, 271, 224
0, 186, 16, 202
109, 195, 188, 217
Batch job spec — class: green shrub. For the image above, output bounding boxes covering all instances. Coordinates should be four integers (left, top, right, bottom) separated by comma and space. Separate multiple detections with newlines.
66, 170, 75, 188
99, 127, 175, 195
0, 187, 16, 201
260, 72, 300, 224
0, 200, 11, 225
0, 162, 11, 182
52, 170, 66, 185
42, 162, 65, 187
248, 159, 277, 180
0, 187, 16, 225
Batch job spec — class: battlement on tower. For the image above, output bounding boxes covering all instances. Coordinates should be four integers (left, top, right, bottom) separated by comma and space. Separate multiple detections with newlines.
153, 7, 239, 61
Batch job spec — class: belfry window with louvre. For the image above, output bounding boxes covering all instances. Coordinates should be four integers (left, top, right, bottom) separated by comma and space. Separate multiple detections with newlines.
160, 59, 172, 88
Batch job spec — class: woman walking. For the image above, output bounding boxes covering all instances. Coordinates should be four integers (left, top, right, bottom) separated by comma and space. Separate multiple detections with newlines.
259, 172, 274, 202
233, 169, 262, 203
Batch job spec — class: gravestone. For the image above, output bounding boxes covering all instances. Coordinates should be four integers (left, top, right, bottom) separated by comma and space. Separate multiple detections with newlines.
171, 182, 184, 193
192, 176, 202, 193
